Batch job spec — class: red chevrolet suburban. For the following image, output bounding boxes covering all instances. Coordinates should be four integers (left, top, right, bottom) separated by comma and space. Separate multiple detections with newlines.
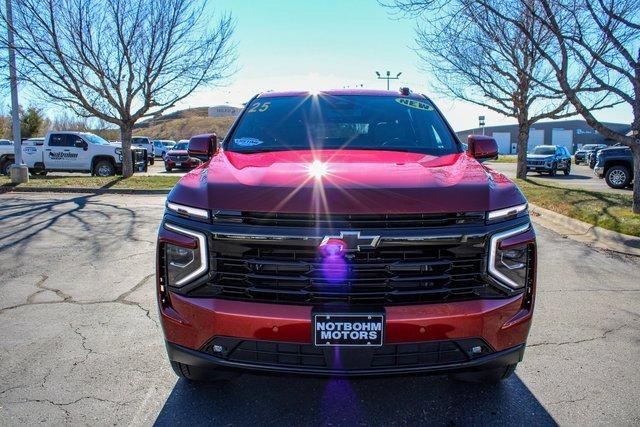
157, 89, 536, 383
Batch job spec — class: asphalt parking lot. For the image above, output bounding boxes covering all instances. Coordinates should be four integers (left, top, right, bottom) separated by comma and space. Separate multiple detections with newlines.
1, 192, 639, 425
487, 161, 630, 195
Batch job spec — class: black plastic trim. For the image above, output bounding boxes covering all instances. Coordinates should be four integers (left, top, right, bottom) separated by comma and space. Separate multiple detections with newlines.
166, 341, 525, 378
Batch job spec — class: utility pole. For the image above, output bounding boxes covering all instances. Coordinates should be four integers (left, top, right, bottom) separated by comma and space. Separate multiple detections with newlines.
5, 0, 28, 183
375, 71, 402, 91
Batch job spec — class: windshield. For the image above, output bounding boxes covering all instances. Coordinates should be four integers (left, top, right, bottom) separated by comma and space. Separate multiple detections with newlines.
83, 133, 110, 145
531, 146, 555, 155
582, 145, 597, 150
226, 95, 460, 155
173, 142, 188, 150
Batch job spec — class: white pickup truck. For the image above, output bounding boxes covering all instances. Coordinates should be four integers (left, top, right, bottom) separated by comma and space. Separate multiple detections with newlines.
0, 140, 15, 175
10, 131, 148, 176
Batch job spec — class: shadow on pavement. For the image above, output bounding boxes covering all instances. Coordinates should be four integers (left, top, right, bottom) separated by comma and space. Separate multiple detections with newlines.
155, 372, 557, 426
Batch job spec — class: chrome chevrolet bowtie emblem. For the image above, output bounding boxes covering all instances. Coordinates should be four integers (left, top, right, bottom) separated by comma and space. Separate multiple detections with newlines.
320, 231, 381, 253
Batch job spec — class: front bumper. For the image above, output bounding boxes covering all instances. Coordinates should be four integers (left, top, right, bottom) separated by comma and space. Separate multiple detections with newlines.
594, 166, 604, 178
164, 158, 200, 169
166, 339, 526, 377
160, 294, 533, 376
526, 163, 552, 171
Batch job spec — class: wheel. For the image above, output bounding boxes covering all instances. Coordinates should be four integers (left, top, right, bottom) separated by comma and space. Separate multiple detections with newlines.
564, 163, 571, 175
165, 167, 172, 172
549, 163, 557, 176
93, 160, 115, 177
575, 159, 580, 165
0, 160, 12, 175
170, 361, 240, 383
149, 157, 155, 166
450, 364, 517, 384
605, 165, 631, 189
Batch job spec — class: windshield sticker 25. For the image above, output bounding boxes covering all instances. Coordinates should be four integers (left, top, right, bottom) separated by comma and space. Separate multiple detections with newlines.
234, 137, 264, 147
395, 98, 434, 111
247, 101, 271, 113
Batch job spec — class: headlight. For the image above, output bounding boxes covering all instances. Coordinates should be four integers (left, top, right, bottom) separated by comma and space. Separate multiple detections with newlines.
164, 223, 208, 287
486, 203, 527, 221
488, 224, 533, 289
115, 148, 122, 155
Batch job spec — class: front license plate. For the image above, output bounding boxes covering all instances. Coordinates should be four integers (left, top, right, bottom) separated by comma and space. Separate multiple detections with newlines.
176, 162, 182, 167
313, 314, 384, 347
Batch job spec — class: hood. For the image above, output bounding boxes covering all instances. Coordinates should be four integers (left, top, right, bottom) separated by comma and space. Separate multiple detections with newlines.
526, 154, 554, 160
108, 142, 144, 151
167, 149, 189, 156
168, 150, 525, 214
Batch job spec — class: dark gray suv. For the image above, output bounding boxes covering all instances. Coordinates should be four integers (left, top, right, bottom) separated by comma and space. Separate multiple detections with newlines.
526, 145, 572, 176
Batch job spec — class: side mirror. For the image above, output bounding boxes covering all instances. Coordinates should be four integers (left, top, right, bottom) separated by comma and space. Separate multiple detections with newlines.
467, 135, 498, 160
188, 133, 218, 161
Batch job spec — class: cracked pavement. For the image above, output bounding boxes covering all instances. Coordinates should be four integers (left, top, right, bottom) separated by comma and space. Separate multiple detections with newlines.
1, 192, 639, 425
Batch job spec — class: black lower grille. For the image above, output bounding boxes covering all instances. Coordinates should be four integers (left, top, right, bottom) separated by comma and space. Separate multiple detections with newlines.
202, 337, 493, 371
187, 233, 500, 305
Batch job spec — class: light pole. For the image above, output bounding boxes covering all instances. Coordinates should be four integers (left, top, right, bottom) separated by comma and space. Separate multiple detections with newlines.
5, 0, 28, 183
375, 71, 402, 91
478, 115, 486, 136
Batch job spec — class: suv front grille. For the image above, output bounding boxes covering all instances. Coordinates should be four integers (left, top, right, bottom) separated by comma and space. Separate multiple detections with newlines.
187, 233, 500, 305
202, 337, 493, 371
212, 211, 486, 228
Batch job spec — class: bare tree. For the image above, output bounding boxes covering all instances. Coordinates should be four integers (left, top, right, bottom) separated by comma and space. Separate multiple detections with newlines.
478, 0, 640, 212
386, 0, 615, 178
1, 0, 235, 177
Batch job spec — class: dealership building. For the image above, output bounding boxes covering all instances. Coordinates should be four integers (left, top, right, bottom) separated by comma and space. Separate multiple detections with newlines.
208, 105, 242, 118
456, 120, 630, 154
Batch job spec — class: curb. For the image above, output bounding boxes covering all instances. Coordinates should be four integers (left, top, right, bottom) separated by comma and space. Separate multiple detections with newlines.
529, 203, 640, 257
1, 185, 170, 195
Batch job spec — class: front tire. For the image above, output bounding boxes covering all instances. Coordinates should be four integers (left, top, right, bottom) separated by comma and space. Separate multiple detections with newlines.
549, 163, 557, 176
0, 159, 12, 176
450, 364, 517, 384
564, 163, 571, 175
605, 165, 631, 189
93, 160, 115, 177
165, 167, 172, 172
170, 361, 240, 383
149, 157, 155, 166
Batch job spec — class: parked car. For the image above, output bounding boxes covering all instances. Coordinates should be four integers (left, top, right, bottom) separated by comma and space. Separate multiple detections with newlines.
574, 144, 606, 165
132, 136, 155, 165
0, 141, 15, 175
526, 145, 571, 175
163, 141, 201, 171
19, 131, 147, 176
153, 140, 176, 158
594, 145, 634, 189
157, 89, 536, 384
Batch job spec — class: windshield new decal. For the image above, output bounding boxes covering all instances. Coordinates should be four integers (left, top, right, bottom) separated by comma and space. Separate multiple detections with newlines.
234, 137, 264, 147
395, 98, 434, 111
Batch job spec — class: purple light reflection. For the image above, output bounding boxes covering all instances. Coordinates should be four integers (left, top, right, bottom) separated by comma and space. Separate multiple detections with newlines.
320, 254, 348, 284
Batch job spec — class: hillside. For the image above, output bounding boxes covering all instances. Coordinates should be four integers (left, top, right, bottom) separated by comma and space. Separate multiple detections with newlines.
133, 107, 236, 141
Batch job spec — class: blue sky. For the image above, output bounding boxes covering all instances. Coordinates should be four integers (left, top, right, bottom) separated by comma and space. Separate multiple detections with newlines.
181, 0, 631, 132
7, 0, 632, 131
